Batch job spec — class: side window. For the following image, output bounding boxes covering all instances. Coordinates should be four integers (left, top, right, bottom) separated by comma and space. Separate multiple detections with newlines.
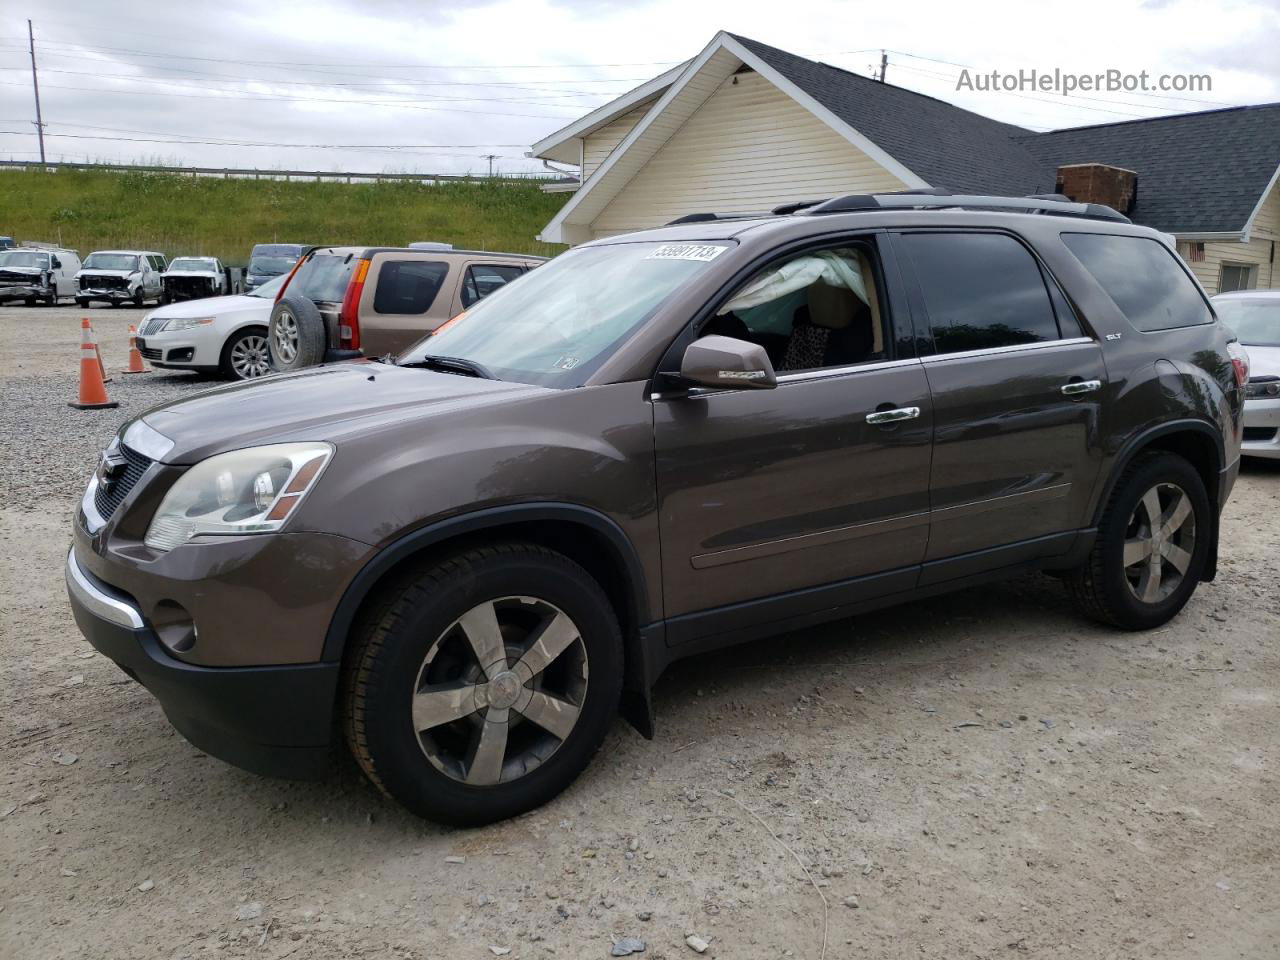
51, 256, 61, 269
373, 260, 449, 314
461, 264, 525, 308
702, 244, 888, 373
150, 256, 165, 272
1061, 233, 1212, 331
900, 232, 1061, 353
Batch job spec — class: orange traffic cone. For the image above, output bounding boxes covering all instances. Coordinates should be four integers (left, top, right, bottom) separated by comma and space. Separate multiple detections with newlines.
69, 318, 118, 410
86, 321, 113, 386
123, 323, 150, 374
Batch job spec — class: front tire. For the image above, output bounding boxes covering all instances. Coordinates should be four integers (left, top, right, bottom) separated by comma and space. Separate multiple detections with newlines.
76, 297, 89, 308
343, 543, 623, 826
221, 327, 272, 380
1068, 452, 1210, 630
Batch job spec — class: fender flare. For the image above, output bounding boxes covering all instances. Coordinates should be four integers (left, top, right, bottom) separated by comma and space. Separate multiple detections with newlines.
1088, 418, 1226, 581
1088, 418, 1225, 526
320, 502, 652, 664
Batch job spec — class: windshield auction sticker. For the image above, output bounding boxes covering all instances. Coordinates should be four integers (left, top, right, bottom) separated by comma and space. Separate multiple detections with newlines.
645, 244, 727, 262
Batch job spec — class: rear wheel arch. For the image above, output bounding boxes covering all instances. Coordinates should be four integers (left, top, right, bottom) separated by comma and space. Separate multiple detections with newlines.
1092, 421, 1223, 527
1090, 421, 1224, 580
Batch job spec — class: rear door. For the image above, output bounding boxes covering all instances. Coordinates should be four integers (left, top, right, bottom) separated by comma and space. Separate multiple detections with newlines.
892, 230, 1107, 580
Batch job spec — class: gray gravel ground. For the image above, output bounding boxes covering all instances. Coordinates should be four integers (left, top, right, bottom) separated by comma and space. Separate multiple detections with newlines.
1, 303, 1279, 960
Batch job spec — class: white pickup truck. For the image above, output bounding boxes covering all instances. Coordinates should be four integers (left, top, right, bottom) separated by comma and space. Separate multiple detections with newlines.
161, 257, 243, 303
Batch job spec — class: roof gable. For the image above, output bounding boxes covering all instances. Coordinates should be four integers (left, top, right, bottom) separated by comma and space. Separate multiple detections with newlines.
729, 35, 1053, 196
1018, 104, 1280, 234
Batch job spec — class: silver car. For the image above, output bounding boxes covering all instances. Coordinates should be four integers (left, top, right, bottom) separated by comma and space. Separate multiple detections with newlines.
1213, 290, 1280, 459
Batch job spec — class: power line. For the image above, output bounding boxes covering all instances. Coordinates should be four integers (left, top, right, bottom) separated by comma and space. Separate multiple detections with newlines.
0, 79, 584, 120
0, 119, 530, 147
0, 129, 529, 154
7, 36, 684, 71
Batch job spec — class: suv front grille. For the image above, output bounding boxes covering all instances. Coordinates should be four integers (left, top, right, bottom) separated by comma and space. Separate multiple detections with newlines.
93, 445, 154, 521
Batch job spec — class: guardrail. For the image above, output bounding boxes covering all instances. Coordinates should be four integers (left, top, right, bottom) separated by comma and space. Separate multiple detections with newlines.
0, 159, 565, 184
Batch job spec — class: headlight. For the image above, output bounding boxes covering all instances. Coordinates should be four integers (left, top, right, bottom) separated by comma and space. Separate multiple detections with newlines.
1246, 379, 1280, 399
161, 316, 215, 332
144, 443, 333, 552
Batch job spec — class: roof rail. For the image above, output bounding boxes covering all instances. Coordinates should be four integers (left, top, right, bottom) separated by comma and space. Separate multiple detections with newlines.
803, 191, 1130, 223
665, 211, 771, 225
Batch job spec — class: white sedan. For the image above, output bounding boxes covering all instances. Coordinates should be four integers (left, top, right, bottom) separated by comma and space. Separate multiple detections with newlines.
136, 274, 284, 380
1213, 290, 1280, 459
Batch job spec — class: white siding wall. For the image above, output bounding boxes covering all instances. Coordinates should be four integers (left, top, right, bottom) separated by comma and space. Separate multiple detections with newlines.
581, 101, 656, 181
1180, 180, 1280, 294
589, 71, 909, 236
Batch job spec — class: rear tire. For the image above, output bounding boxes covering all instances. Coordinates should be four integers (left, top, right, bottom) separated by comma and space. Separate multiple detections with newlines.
1067, 452, 1210, 630
343, 543, 623, 826
268, 294, 326, 372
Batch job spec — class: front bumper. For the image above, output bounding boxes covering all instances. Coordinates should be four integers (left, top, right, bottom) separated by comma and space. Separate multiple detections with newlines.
0, 283, 51, 301
66, 546, 340, 778
1242, 397, 1280, 459
79, 288, 135, 301
136, 334, 217, 369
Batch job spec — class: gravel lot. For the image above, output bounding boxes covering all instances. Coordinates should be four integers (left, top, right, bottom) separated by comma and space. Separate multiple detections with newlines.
2, 303, 1278, 959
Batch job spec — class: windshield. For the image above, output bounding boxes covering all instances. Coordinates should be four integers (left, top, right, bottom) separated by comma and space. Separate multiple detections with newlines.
84, 253, 139, 272
0, 251, 49, 269
399, 240, 730, 386
1213, 297, 1280, 346
169, 257, 217, 272
248, 255, 297, 277
247, 273, 287, 299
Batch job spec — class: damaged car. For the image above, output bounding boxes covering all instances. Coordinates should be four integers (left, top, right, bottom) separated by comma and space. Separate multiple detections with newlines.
76, 250, 167, 308
161, 257, 243, 304
0, 246, 81, 306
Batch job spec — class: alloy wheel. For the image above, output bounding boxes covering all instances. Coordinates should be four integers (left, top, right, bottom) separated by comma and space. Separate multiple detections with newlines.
230, 334, 272, 379
1122, 482, 1196, 604
413, 596, 589, 786
273, 311, 299, 364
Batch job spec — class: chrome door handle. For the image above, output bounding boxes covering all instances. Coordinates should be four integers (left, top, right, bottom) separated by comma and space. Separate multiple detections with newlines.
865, 406, 921, 425
1061, 379, 1103, 396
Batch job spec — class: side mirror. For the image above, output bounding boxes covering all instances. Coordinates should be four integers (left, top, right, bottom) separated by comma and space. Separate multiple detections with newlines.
680, 335, 777, 390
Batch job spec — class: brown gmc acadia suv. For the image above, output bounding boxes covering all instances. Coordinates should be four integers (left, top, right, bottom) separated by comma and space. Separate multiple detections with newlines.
67, 192, 1247, 825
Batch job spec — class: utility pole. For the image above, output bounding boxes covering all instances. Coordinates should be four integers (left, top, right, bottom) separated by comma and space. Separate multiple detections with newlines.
28, 19, 46, 164
878, 50, 888, 83
481, 153, 499, 178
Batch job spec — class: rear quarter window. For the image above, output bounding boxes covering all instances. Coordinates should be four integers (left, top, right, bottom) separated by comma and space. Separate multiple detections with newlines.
373, 260, 449, 314
1061, 233, 1212, 332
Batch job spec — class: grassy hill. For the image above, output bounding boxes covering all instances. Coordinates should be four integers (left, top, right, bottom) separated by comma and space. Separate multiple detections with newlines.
1, 168, 570, 263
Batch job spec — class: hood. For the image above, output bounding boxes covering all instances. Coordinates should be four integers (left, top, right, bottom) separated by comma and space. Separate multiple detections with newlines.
0, 266, 43, 277
147, 292, 266, 320
163, 269, 219, 279
77, 269, 136, 279
137, 361, 546, 463
1242, 343, 1280, 378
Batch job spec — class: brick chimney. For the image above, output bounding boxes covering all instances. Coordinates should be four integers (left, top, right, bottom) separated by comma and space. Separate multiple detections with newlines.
1055, 163, 1137, 214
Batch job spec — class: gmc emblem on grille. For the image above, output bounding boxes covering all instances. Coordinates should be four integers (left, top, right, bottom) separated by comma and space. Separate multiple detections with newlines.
98, 451, 128, 492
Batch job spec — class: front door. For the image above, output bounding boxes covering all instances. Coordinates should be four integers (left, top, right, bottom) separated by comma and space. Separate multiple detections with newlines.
892, 230, 1107, 578
653, 238, 933, 643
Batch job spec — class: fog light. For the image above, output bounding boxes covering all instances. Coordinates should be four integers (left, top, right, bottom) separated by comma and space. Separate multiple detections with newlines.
165, 347, 195, 363
153, 600, 197, 655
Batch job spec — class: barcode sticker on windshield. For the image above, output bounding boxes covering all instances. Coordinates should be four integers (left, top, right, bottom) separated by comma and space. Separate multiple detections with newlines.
645, 244, 726, 262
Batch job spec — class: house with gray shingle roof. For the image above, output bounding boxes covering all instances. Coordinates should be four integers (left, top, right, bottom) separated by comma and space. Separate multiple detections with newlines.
530, 32, 1279, 294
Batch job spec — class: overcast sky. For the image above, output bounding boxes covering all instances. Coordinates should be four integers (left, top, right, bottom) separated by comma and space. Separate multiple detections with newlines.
1, 0, 1276, 176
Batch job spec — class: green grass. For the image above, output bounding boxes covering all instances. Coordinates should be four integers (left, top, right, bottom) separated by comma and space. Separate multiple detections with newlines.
1, 168, 571, 263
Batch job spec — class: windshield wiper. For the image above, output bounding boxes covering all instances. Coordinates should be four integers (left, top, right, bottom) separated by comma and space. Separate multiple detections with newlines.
401, 354, 496, 380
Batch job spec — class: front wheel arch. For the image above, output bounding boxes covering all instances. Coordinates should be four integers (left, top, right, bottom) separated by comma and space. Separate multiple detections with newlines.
324, 505, 656, 735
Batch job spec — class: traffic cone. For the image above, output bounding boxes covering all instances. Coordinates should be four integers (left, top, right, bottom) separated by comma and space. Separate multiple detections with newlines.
69, 318, 118, 410
122, 323, 150, 374
90, 321, 112, 384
